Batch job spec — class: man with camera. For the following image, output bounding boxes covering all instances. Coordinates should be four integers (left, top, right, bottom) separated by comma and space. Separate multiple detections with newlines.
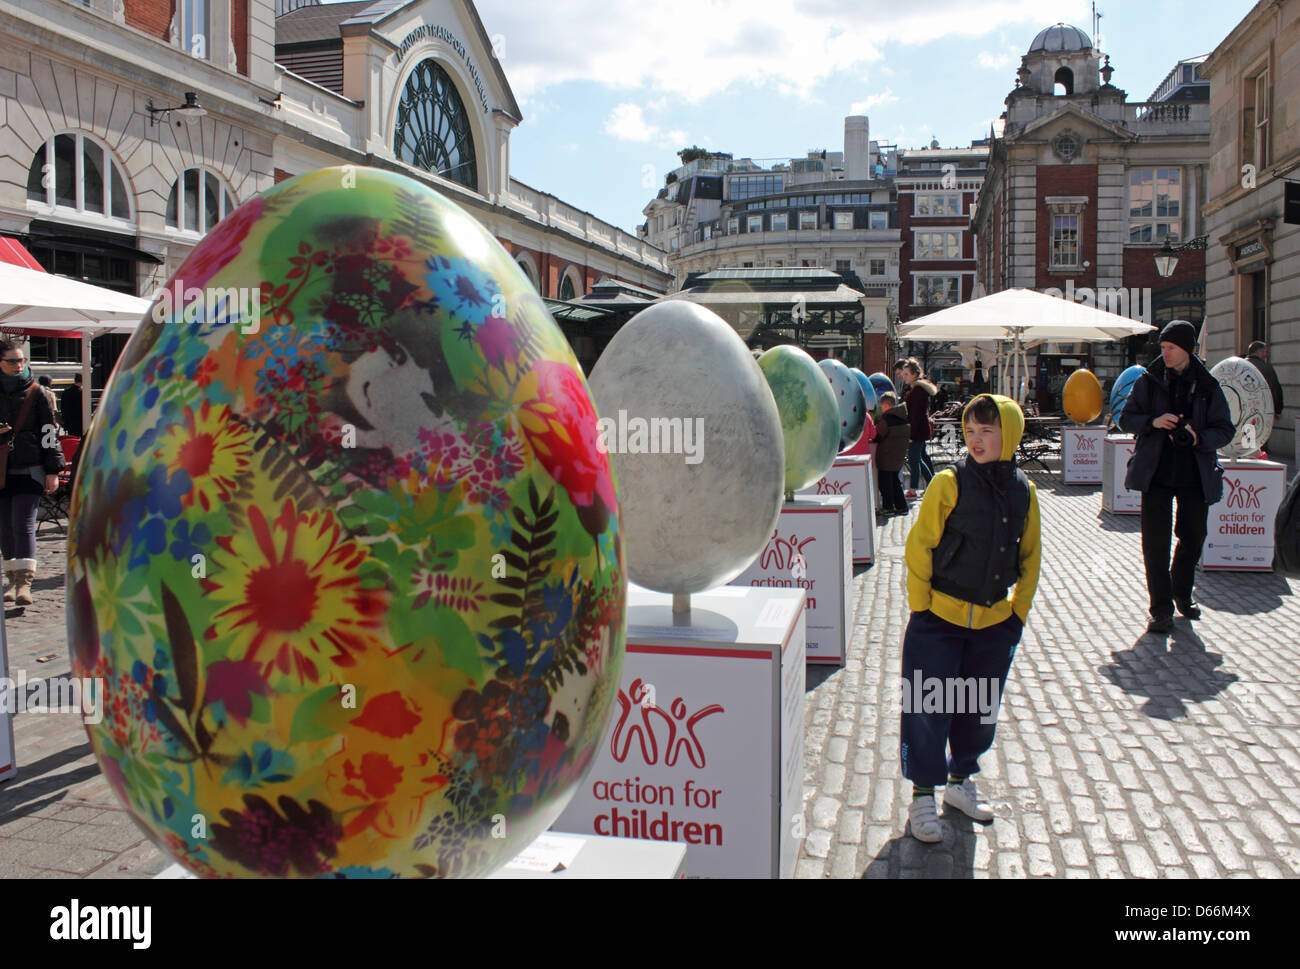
1119, 321, 1235, 635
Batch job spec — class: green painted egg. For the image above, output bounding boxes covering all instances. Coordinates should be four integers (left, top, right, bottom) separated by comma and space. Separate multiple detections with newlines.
758, 345, 839, 494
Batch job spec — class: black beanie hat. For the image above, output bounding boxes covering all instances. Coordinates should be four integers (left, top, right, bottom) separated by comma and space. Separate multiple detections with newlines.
1159, 319, 1196, 356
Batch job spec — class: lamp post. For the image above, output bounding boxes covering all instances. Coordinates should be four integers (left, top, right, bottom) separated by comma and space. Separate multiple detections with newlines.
1154, 235, 1208, 278
147, 92, 207, 128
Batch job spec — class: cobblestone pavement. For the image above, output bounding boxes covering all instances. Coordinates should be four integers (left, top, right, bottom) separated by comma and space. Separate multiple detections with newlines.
800, 455, 1300, 879
2, 457, 1297, 878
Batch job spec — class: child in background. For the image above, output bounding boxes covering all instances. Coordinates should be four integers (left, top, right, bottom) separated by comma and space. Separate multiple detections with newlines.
873, 392, 909, 517
900, 394, 1041, 842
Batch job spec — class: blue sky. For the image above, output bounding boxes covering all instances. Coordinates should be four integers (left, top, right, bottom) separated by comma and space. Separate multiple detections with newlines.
466, 0, 1253, 236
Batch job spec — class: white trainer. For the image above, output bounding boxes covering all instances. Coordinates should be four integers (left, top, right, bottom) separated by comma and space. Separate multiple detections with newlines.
943, 777, 994, 822
908, 795, 942, 843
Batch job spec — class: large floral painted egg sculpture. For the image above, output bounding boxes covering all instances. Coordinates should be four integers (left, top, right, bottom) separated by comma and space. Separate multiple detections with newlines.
67, 168, 626, 878
758, 345, 839, 496
819, 358, 867, 451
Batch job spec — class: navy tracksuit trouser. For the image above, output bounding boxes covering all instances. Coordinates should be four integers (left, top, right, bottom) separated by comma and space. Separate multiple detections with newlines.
900, 609, 1022, 787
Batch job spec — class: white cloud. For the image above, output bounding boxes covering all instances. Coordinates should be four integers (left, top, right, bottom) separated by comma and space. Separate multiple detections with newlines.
850, 90, 899, 114
476, 0, 1069, 103
603, 103, 689, 148
976, 50, 1016, 70
604, 103, 656, 142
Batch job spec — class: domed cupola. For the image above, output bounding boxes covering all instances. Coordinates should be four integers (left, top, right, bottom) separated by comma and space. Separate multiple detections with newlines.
1018, 22, 1102, 97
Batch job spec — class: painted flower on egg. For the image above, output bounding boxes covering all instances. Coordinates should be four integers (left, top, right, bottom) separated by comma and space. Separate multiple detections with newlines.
68, 168, 625, 878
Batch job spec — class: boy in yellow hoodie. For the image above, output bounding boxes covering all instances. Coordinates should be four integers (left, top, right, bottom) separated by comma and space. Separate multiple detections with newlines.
900, 394, 1041, 842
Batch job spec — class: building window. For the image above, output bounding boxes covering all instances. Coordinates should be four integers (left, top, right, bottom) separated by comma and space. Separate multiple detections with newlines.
179, 0, 210, 59
25, 133, 132, 222
166, 168, 237, 233
771, 213, 788, 231
747, 215, 763, 233
742, 261, 753, 268
1128, 168, 1180, 242
835, 259, 852, 273
915, 230, 960, 260
1242, 66, 1269, 171
729, 174, 784, 200
1051, 214, 1080, 267
728, 218, 738, 235
915, 276, 960, 306
798, 211, 817, 230
869, 258, 885, 277
833, 211, 853, 230
394, 59, 478, 191
915, 194, 962, 217
869, 211, 888, 230
773, 259, 784, 267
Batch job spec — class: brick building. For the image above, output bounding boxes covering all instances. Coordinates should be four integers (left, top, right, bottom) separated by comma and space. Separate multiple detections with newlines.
971, 23, 1211, 412
0, 0, 669, 387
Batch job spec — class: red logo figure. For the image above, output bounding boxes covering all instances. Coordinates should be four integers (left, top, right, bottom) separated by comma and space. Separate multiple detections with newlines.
609, 679, 724, 767
1073, 433, 1098, 451
759, 531, 817, 571
815, 479, 848, 495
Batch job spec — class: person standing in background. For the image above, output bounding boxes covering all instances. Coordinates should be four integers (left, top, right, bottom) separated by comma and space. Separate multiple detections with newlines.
896, 358, 937, 498
60, 372, 84, 438
1244, 341, 1284, 420
0, 338, 65, 606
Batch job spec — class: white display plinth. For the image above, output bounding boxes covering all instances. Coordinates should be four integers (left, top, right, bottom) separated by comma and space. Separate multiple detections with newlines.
1202, 459, 1287, 571
0, 609, 15, 784
155, 831, 688, 879
554, 583, 806, 879
1102, 435, 1141, 514
731, 494, 853, 664
1062, 425, 1106, 485
797, 455, 875, 565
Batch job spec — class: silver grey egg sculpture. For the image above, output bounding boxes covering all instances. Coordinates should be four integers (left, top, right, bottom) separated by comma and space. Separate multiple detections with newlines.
589, 300, 785, 594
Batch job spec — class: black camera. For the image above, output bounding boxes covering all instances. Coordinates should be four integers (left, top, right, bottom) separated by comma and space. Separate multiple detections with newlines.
1171, 419, 1195, 448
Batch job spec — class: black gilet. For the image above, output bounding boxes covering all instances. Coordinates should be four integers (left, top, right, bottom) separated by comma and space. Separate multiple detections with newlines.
930, 457, 1031, 608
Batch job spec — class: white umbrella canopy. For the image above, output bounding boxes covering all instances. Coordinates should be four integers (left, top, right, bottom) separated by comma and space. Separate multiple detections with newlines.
896, 288, 1156, 402
0, 260, 149, 334
0, 260, 150, 434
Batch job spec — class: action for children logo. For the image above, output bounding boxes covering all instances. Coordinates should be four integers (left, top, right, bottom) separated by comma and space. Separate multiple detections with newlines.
1225, 478, 1265, 509
1073, 432, 1099, 451
610, 679, 724, 767
759, 532, 816, 571
814, 478, 848, 495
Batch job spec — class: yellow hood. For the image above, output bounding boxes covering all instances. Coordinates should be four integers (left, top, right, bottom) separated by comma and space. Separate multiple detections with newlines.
960, 394, 1024, 462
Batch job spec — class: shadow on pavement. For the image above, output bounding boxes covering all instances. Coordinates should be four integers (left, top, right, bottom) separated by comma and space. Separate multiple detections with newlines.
806, 666, 838, 692
1195, 570, 1293, 615
861, 810, 980, 878
1095, 511, 1142, 533
1098, 625, 1238, 720
0, 742, 97, 824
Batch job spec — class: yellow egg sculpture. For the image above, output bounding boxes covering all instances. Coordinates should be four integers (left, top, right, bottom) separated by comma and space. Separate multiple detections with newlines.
1062, 368, 1104, 424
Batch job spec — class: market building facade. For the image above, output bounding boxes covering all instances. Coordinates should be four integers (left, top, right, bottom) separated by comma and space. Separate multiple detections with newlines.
972, 23, 1211, 413
1199, 0, 1298, 462
0, 0, 669, 389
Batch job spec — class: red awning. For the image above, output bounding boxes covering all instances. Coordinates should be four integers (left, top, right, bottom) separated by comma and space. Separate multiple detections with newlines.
0, 236, 45, 272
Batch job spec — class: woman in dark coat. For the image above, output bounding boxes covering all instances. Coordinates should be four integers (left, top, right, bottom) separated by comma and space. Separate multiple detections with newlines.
0, 339, 65, 606
895, 358, 938, 495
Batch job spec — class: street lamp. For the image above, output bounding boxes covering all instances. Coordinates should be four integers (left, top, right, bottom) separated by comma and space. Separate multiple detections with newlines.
1154, 235, 1208, 278
147, 91, 207, 128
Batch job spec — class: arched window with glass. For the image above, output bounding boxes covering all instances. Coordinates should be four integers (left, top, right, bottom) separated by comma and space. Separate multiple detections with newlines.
393, 59, 478, 191
166, 168, 238, 233
26, 133, 133, 222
